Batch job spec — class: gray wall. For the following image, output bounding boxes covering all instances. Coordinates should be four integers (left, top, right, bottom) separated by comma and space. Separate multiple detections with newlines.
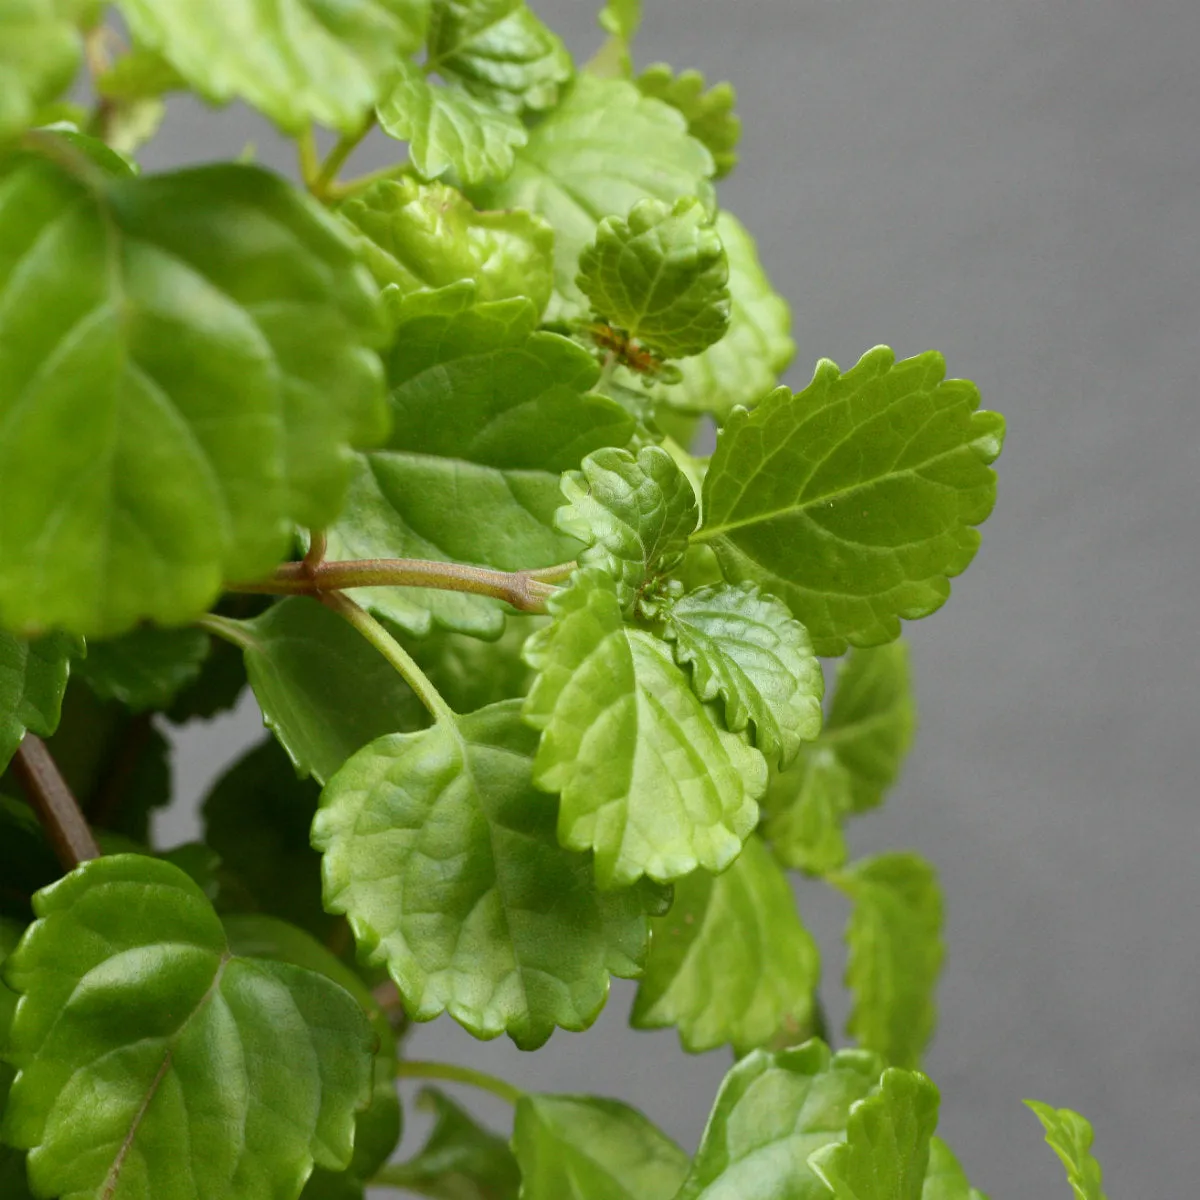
154, 1, 1200, 1194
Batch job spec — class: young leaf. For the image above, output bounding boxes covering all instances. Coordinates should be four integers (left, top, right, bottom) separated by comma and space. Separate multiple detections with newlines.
676, 1040, 883, 1200
0, 631, 75, 773
922, 1137, 990, 1200
232, 596, 428, 783
378, 58, 528, 186
426, 0, 573, 113
598, 0, 640, 42
324, 284, 631, 639
76, 626, 210, 713
1024, 1102, 1108, 1200
651, 210, 794, 419
471, 75, 715, 319
697, 348, 1005, 654
313, 700, 662, 1048
807, 1068, 941, 1200
512, 1094, 688, 1200
631, 834, 820, 1055
577, 197, 730, 358
341, 178, 554, 312
115, 0, 421, 134
1, 855, 375, 1200
555, 445, 699, 611
0, 0, 81, 143
0, 149, 387, 638
380, 1087, 520, 1199
522, 570, 766, 888
665, 582, 824, 767
637, 65, 740, 179
834, 853, 944, 1069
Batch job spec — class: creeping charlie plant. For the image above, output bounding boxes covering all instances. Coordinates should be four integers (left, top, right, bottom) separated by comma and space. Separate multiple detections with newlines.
0, 0, 1107, 1197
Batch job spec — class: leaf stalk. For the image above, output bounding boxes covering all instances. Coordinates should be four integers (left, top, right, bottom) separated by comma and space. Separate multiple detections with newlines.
13, 735, 101, 870
391, 1059, 523, 1106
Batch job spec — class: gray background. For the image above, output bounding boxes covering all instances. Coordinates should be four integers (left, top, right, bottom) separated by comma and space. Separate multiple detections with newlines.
145, 0, 1200, 1194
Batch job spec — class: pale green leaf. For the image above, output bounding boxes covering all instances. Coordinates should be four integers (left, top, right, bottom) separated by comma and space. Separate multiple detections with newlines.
0, 0, 81, 143
0, 149, 387, 638
922, 1138, 989, 1200
598, 0, 640, 41
649, 209, 793, 419
0, 631, 75, 773
115, 0, 421, 134
513, 1094, 687, 1200
0, 917, 34, 1199
427, 0, 572, 113
555, 445, 699, 611
378, 58, 527, 186
676, 1040, 884, 1200
471, 74, 714, 319
834, 853, 944, 1069
1, 854, 375, 1200
95, 46, 186, 100
577, 196, 730, 358
314, 700, 660, 1048
807, 1068, 940, 1200
764, 750, 852, 875
631, 834, 820, 1054
637, 65, 740, 179
522, 569, 765, 888
324, 283, 631, 639
1024, 1102, 1107, 1200
697, 347, 1005, 654
76, 626, 210, 713
341, 178, 554, 312
666, 582, 823, 767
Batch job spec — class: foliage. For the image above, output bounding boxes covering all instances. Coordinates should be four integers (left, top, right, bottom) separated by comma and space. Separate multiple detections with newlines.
0, 3, 1108, 1200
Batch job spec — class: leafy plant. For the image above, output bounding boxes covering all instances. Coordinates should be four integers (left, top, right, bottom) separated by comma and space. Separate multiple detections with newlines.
0, 1, 1109, 1197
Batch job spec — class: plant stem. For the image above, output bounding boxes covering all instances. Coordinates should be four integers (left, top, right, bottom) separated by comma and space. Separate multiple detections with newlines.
297, 126, 320, 189
195, 613, 257, 651
393, 1059, 523, 1106
319, 592, 457, 726
226, 557, 575, 613
324, 160, 414, 201
311, 116, 374, 199
13, 735, 101, 870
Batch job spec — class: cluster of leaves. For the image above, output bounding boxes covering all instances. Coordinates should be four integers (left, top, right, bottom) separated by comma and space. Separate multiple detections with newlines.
0, 0, 1109, 1198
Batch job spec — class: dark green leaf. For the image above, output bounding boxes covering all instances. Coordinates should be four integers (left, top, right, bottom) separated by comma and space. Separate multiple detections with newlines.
76, 626, 210, 713
1, 854, 375, 1200
0, 630, 75, 773
0, 796, 65, 919
522, 570, 765, 888
1024, 1102, 1107, 1200
637, 65, 740, 179
513, 1093, 687, 1200
807, 1068, 940, 1200
166, 636, 247, 722
0, 151, 387, 637
0, 0, 81, 142
834, 853, 944, 1069
631, 834, 820, 1054
697, 348, 1005, 655
472, 75, 714, 319
427, 0, 572, 113
922, 1137, 989, 1200
314, 700, 660, 1048
341, 178, 554, 313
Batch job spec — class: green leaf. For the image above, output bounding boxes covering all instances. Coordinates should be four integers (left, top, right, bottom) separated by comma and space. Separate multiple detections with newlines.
577, 197, 730, 358
427, 0, 572, 113
0, 150, 387, 638
0, 0, 81, 143
380, 1087, 520, 1199
0, 631, 74, 773
314, 700, 660, 1048
1024, 1102, 1107, 1200
0, 917, 34, 1199
598, 0, 640, 41
378, 58, 528, 186
833, 853, 944, 1069
1, 854, 375, 1200
807, 1068, 940, 1200
405, 617, 540, 714
471, 74, 715, 319
697, 348, 1005, 654
522, 569, 765, 888
95, 47, 186, 101
512, 1093, 688, 1200
76, 626, 210, 713
665, 582, 823, 767
115, 0, 421, 134
341, 178, 554, 313
232, 596, 428, 783
637, 65, 740, 179
764, 751, 851, 875
650, 209, 793, 419
555, 445, 699, 612
922, 1138, 989, 1200
676, 1040, 884, 1200
0, 796, 64, 920
165, 635, 247, 722
324, 284, 631, 639
631, 834, 820, 1054
201, 738, 334, 940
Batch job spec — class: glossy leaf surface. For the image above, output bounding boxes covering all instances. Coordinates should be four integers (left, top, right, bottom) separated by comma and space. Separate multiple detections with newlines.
1024, 1102, 1107, 1200
0, 0, 81, 142
0, 631, 74, 772
0, 917, 33, 1199
637, 65, 740, 179
922, 1138, 989, 1200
